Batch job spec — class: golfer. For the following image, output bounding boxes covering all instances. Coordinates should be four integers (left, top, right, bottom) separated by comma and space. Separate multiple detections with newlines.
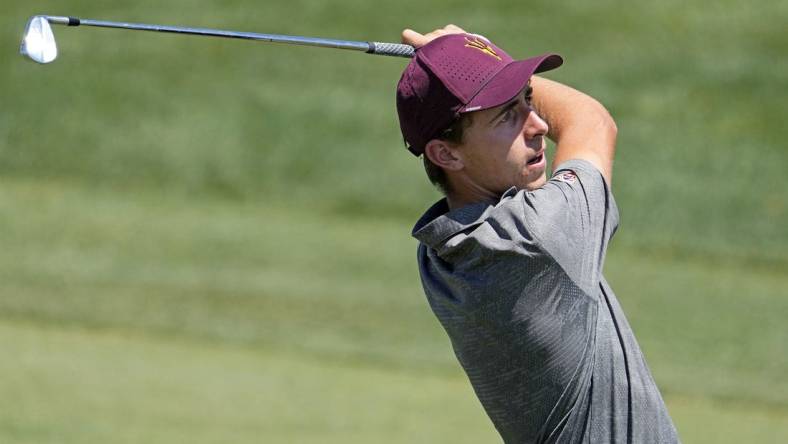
397, 26, 680, 443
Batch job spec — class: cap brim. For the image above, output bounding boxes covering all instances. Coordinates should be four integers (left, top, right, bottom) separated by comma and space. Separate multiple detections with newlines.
460, 53, 563, 113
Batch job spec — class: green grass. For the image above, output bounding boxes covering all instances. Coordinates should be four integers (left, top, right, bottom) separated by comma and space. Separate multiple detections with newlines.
0, 321, 498, 444
2, 0, 787, 253
0, 181, 786, 442
2, 319, 786, 444
1, 0, 787, 441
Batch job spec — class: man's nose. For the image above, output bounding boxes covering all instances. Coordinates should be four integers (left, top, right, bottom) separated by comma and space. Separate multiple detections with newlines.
523, 110, 549, 139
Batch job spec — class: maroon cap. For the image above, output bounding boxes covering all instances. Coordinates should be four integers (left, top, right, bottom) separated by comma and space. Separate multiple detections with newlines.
396, 33, 562, 156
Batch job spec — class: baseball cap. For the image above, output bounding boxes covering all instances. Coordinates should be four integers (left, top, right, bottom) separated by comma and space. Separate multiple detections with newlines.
396, 33, 563, 156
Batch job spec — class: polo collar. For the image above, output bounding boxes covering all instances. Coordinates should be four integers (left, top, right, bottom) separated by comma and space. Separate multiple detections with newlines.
412, 187, 519, 248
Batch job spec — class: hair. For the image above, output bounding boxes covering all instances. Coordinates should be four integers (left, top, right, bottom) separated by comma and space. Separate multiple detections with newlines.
423, 113, 473, 195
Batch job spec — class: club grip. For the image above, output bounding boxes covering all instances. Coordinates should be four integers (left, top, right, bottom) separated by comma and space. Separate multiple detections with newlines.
367, 42, 415, 58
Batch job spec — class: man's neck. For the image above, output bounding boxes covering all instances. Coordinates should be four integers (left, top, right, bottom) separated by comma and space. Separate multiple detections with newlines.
446, 191, 497, 211
445, 175, 501, 211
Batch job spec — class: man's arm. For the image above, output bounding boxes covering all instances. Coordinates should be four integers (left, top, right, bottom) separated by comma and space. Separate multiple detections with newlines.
530, 76, 617, 185
401, 26, 617, 185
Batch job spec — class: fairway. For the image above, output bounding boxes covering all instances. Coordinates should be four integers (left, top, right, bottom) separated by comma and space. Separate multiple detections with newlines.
1, 320, 786, 444
2, 0, 787, 442
0, 182, 786, 443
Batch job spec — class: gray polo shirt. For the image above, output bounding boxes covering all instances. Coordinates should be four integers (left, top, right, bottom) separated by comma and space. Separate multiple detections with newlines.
412, 160, 679, 443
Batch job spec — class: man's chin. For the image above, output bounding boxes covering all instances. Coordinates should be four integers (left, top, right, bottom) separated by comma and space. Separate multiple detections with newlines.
524, 173, 548, 190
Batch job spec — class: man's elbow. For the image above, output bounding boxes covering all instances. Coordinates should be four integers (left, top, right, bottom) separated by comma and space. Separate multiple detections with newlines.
606, 114, 618, 139
597, 105, 618, 148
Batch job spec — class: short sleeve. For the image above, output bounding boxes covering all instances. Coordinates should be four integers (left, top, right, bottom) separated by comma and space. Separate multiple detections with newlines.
519, 159, 619, 294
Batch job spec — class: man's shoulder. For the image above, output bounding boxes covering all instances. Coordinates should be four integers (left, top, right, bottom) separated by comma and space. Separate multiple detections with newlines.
412, 194, 545, 268
412, 159, 617, 262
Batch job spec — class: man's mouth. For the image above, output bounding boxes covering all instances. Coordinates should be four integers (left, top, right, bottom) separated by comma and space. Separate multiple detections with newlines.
527, 152, 545, 165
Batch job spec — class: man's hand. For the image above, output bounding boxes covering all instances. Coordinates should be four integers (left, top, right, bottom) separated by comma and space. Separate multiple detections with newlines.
401, 25, 467, 49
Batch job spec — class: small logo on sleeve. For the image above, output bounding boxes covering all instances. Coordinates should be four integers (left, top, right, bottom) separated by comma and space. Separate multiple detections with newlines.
555, 171, 577, 183
464, 37, 502, 60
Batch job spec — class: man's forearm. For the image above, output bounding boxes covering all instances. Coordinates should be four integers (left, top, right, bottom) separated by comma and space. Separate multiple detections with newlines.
530, 76, 617, 183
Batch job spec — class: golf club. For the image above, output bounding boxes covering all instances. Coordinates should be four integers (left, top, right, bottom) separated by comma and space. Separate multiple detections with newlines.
20, 15, 416, 64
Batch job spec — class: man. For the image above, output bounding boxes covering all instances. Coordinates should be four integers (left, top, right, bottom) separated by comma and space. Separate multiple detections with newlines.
396, 26, 680, 443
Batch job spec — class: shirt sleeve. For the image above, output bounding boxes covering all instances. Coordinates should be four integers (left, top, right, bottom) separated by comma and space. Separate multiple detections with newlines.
519, 159, 619, 294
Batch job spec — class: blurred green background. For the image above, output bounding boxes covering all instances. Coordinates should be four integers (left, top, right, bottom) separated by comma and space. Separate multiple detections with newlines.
1, 0, 786, 442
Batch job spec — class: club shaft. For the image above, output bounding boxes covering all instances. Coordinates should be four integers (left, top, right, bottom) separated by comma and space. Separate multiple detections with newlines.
41, 15, 414, 57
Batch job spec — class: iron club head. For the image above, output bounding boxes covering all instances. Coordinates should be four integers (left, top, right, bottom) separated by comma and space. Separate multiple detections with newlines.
20, 16, 58, 64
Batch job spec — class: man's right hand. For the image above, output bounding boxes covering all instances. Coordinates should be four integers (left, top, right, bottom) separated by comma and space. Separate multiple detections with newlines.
401, 25, 467, 49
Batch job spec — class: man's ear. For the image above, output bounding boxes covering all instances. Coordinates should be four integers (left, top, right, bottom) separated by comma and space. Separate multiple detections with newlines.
424, 139, 464, 171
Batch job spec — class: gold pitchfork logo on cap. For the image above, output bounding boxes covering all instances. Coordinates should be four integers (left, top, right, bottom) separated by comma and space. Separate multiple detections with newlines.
464, 36, 501, 60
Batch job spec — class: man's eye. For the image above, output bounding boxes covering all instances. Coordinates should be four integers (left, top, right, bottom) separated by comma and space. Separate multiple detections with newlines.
500, 109, 514, 123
